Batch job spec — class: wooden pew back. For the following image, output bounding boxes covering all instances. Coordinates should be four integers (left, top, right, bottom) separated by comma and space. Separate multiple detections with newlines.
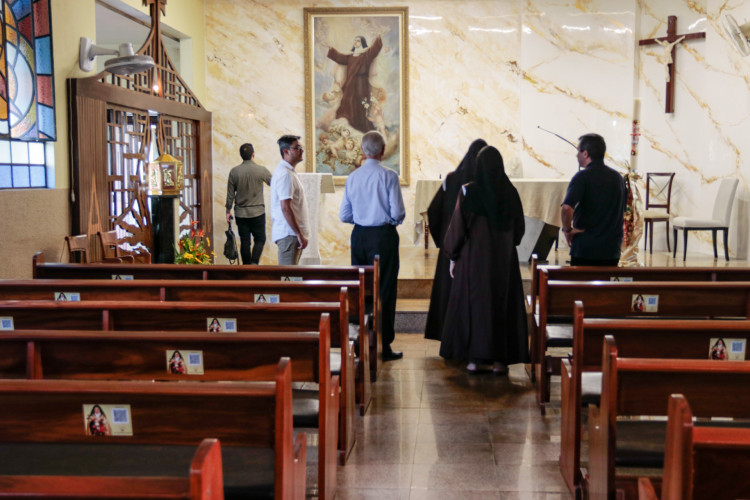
541, 279, 750, 319
586, 337, 750, 500
0, 317, 337, 500
0, 438, 223, 499
527, 263, 750, 379
637, 394, 750, 500
534, 279, 750, 411
0, 358, 304, 500
538, 265, 750, 284
32, 251, 382, 381
0, 299, 356, 469
559, 302, 750, 494
0, 277, 370, 417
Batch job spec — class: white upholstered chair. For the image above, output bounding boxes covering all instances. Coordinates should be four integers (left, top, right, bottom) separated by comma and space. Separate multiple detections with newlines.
672, 178, 739, 261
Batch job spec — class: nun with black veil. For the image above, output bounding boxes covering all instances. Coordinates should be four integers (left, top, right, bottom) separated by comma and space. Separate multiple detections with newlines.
439, 145, 529, 374
424, 138, 486, 341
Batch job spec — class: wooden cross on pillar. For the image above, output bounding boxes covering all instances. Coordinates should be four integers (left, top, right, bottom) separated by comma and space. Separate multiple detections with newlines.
639, 16, 705, 113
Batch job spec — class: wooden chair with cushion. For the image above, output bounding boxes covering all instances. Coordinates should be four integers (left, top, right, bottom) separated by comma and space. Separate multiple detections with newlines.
64, 234, 89, 264
642, 172, 675, 254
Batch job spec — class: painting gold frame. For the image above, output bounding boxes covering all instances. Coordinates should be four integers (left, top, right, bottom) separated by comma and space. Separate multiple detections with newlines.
304, 6, 409, 186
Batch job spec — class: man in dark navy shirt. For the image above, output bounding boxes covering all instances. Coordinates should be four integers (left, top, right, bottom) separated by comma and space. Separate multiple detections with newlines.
560, 133, 626, 266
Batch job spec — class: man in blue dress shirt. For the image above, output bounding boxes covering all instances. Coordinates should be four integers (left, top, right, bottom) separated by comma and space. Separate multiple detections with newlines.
340, 131, 406, 360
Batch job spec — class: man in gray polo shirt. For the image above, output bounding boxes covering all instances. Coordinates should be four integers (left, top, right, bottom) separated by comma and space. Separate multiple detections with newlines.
225, 143, 272, 265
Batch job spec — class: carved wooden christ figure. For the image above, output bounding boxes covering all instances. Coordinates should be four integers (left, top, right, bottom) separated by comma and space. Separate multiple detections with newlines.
639, 15, 706, 113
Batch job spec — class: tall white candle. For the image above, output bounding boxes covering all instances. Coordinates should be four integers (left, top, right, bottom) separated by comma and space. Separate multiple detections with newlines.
630, 98, 641, 171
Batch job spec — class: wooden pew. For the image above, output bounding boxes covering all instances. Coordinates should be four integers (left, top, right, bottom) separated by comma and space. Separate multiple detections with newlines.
1, 316, 337, 500
585, 336, 750, 500
559, 301, 750, 496
32, 251, 383, 383
527, 260, 750, 378
638, 394, 750, 500
536, 263, 750, 284
0, 277, 372, 417
0, 438, 223, 499
0, 358, 306, 500
534, 279, 750, 412
0, 299, 356, 466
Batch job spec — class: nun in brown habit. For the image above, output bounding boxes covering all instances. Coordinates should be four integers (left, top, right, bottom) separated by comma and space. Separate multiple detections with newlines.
439, 145, 529, 373
424, 138, 486, 341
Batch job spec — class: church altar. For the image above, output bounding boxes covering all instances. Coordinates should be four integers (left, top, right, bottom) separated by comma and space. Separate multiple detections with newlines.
298, 173, 335, 265
413, 178, 570, 244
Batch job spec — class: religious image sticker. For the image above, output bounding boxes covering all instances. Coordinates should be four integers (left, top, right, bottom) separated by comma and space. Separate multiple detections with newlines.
206, 317, 237, 333
709, 337, 746, 361
254, 294, 280, 303
83, 404, 133, 437
54, 292, 81, 302
631, 294, 658, 313
0, 317, 13, 331
166, 349, 204, 375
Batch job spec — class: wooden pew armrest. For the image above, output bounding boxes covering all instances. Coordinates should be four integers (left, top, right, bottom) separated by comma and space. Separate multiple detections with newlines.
319, 374, 339, 500
586, 403, 608, 500
559, 358, 581, 494
292, 432, 307, 500
190, 438, 223, 500
637, 477, 659, 500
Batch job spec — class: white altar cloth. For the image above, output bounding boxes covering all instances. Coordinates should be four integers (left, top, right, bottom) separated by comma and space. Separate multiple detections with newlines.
412, 178, 570, 244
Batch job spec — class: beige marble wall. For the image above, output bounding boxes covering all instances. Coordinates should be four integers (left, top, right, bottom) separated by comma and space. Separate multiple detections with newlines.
206, 0, 750, 263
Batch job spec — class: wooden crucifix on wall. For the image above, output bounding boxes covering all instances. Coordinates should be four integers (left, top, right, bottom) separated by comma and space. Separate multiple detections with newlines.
639, 15, 705, 113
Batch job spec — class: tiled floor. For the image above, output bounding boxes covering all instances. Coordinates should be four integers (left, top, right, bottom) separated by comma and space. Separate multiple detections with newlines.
331, 334, 569, 499
313, 247, 750, 498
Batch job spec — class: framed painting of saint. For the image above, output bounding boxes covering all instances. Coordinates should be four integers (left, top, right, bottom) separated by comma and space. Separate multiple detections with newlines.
304, 7, 409, 185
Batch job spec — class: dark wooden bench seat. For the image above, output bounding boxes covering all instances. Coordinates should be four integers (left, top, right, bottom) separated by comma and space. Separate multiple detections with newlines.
0, 277, 372, 417
559, 301, 750, 495
0, 438, 223, 499
32, 251, 383, 383
638, 394, 750, 500
0, 315, 337, 499
585, 336, 750, 500
534, 279, 750, 412
0, 358, 306, 500
0, 299, 356, 466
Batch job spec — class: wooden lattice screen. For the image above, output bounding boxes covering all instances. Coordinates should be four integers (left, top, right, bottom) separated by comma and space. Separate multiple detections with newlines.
67, 0, 211, 261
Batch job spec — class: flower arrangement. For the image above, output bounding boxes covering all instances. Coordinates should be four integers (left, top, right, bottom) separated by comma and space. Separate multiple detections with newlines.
174, 221, 214, 264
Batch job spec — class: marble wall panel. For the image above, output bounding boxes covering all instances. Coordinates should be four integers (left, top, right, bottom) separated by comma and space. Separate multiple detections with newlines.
206, 0, 750, 263
520, 1, 636, 181
635, 0, 750, 258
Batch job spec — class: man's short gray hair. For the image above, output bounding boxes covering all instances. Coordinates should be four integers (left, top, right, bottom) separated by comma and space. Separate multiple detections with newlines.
361, 131, 386, 156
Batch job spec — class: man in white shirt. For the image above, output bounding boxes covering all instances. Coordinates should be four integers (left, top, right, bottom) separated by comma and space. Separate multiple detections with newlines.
270, 135, 310, 265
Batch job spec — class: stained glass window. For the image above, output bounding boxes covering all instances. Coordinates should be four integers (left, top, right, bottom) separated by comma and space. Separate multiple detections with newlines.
3, 0, 55, 140
0, 0, 54, 189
